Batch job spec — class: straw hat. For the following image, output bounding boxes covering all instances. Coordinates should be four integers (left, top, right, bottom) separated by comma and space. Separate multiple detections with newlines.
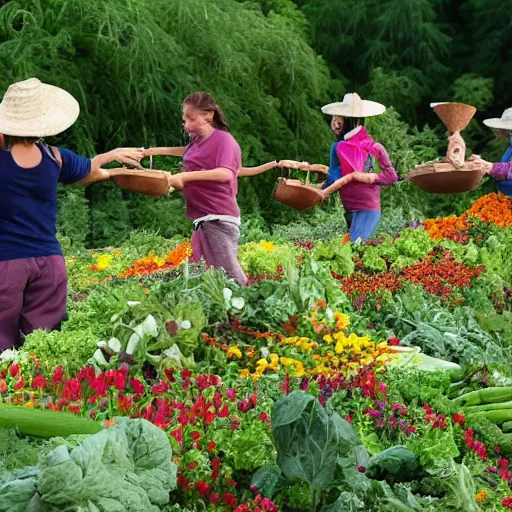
321, 93, 386, 118
0, 78, 79, 137
483, 108, 512, 136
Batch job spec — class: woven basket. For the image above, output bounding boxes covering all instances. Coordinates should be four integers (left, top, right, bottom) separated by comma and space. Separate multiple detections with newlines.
407, 162, 486, 194
110, 168, 170, 197
272, 170, 325, 210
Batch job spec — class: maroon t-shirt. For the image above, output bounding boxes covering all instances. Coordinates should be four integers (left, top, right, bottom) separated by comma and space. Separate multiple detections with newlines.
182, 129, 241, 220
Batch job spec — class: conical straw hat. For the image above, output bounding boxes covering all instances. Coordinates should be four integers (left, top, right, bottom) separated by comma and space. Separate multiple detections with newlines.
321, 93, 386, 118
483, 108, 512, 134
0, 78, 79, 137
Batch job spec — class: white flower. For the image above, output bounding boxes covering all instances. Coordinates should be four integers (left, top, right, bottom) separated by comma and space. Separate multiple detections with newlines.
127, 301, 141, 307
0, 349, 18, 364
260, 347, 270, 358
231, 297, 245, 310
180, 320, 192, 330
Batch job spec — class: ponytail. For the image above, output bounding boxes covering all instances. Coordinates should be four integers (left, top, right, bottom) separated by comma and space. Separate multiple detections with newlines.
184, 92, 230, 132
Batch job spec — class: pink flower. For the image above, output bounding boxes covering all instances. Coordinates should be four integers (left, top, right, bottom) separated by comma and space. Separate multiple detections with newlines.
377, 382, 387, 394
366, 409, 382, 418
226, 389, 237, 400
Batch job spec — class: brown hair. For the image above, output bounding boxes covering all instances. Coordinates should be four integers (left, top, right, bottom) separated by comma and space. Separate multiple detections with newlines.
4, 135, 39, 147
184, 92, 230, 132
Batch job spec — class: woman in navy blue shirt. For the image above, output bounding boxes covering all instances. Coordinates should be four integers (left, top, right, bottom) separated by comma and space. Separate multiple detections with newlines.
0, 78, 143, 350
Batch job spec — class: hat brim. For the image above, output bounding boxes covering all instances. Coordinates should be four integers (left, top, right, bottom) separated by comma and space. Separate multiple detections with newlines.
321, 100, 386, 118
483, 118, 512, 132
0, 83, 79, 137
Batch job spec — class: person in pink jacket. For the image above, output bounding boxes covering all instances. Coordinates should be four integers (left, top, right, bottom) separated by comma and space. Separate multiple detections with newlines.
319, 94, 399, 241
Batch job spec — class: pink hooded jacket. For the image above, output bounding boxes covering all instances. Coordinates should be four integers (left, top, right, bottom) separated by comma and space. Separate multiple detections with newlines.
336, 126, 398, 212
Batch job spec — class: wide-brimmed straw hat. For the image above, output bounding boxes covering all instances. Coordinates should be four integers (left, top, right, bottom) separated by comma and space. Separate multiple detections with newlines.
321, 93, 386, 118
483, 108, 512, 136
0, 78, 79, 137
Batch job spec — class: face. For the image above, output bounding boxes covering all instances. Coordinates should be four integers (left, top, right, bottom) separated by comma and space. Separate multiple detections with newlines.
182, 104, 213, 140
331, 115, 344, 135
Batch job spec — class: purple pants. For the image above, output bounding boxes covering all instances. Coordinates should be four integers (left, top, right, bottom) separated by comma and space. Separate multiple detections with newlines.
0, 256, 67, 350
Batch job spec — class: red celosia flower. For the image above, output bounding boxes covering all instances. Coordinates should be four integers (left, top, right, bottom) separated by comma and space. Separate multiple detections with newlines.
151, 381, 169, 395
129, 378, 145, 395
196, 481, 210, 497
209, 492, 219, 504
52, 365, 64, 385
223, 493, 237, 507
190, 431, 201, 441
452, 413, 465, 425
9, 364, 20, 378
207, 441, 217, 452
13, 378, 25, 390
31, 375, 46, 390
177, 476, 189, 489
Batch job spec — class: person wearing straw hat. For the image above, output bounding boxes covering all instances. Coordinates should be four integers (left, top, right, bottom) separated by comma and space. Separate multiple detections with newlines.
309, 93, 398, 241
0, 78, 143, 350
469, 108, 512, 197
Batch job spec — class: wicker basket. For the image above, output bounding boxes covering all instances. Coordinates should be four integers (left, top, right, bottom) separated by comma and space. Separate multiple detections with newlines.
407, 162, 486, 194
109, 168, 170, 197
272, 171, 325, 210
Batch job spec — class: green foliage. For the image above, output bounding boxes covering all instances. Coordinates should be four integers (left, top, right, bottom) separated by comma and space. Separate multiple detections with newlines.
365, 446, 421, 483
23, 329, 98, 375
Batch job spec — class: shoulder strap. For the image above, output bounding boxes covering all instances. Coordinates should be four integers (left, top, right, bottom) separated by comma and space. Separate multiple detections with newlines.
40, 143, 63, 169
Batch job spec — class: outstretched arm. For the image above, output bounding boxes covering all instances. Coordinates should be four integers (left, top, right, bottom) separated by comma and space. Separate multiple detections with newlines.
143, 147, 186, 158
239, 160, 278, 177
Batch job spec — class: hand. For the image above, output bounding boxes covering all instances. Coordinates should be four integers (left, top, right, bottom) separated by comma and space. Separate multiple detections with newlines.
321, 189, 330, 200
352, 172, 378, 184
469, 154, 493, 174
110, 147, 144, 168
166, 172, 185, 191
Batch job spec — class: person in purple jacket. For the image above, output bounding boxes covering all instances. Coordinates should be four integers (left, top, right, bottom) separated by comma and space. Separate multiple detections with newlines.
319, 94, 399, 241
0, 78, 143, 350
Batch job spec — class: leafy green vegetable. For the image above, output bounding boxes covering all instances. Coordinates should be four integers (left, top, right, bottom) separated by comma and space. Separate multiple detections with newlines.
366, 446, 421, 483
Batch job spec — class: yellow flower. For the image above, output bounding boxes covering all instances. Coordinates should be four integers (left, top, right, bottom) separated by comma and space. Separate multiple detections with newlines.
95, 254, 113, 271
227, 346, 242, 359
268, 353, 280, 371
475, 491, 487, 502
258, 240, 277, 252
154, 255, 166, 267
282, 336, 298, 345
323, 334, 333, 344
334, 312, 350, 330
240, 369, 250, 379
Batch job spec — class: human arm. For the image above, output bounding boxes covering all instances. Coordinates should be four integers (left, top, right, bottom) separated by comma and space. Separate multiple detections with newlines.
239, 160, 279, 177
469, 154, 509, 180
372, 143, 399, 186
165, 168, 233, 191
143, 147, 186, 158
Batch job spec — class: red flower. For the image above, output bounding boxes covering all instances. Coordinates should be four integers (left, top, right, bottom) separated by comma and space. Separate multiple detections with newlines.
0, 380, 7, 394
218, 404, 230, 418
13, 377, 25, 390
186, 461, 199, 470
261, 497, 278, 511
52, 365, 64, 385
388, 336, 400, 346
209, 492, 219, 504
211, 457, 221, 470
9, 364, 20, 378
191, 431, 201, 441
129, 378, 145, 395
164, 368, 176, 383
196, 481, 210, 497
151, 381, 169, 395
177, 476, 189, 489
226, 478, 237, 487
345, 414, 353, 424
181, 368, 192, 380
452, 413, 465, 425
223, 493, 237, 507
114, 371, 126, 392
31, 375, 46, 390
207, 441, 217, 452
